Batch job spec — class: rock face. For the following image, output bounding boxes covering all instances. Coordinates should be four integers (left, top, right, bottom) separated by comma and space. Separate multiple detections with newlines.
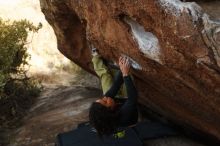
39, 0, 220, 142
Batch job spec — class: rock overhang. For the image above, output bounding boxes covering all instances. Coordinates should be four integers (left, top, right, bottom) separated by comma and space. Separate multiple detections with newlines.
39, 0, 220, 143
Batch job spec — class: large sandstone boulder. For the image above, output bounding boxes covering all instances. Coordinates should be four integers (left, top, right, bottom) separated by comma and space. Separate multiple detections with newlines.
39, 0, 220, 142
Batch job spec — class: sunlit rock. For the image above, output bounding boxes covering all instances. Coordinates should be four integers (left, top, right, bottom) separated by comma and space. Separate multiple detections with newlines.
0, 0, 77, 86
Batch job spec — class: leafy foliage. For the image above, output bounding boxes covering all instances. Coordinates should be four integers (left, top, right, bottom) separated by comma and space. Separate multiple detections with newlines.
0, 18, 42, 128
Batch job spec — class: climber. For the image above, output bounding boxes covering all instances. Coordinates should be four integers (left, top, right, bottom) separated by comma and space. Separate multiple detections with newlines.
89, 47, 138, 137
56, 47, 178, 146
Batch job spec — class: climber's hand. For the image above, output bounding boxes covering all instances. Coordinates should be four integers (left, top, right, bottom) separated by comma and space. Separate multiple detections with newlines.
119, 56, 130, 77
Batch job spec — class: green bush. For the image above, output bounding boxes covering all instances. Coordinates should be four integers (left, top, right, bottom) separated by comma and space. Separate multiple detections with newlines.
0, 18, 42, 128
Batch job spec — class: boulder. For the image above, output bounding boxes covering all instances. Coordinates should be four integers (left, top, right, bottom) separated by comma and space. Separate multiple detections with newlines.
39, 0, 220, 142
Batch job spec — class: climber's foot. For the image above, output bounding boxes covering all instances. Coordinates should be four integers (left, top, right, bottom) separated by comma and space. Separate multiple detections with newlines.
90, 45, 98, 56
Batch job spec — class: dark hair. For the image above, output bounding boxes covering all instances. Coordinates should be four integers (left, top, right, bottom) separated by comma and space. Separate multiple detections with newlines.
89, 102, 119, 137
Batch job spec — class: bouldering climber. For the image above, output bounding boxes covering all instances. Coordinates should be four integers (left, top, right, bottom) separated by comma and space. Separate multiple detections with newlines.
89, 47, 138, 137
56, 47, 178, 146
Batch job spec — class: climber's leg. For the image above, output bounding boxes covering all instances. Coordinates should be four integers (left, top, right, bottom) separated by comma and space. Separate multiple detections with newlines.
92, 55, 113, 94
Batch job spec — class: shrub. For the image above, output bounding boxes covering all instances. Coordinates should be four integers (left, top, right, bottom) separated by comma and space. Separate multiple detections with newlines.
0, 18, 42, 128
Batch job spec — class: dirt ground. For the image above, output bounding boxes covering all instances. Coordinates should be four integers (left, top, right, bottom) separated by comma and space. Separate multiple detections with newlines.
4, 85, 207, 146
8, 85, 102, 146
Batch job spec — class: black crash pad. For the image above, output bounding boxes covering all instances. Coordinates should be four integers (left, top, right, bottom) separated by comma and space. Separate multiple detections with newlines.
56, 121, 177, 146
57, 123, 142, 146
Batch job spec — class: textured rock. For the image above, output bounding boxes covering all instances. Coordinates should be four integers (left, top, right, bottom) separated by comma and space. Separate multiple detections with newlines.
39, 0, 220, 142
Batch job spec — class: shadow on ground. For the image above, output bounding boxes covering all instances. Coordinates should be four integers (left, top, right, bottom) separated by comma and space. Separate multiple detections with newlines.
9, 85, 102, 146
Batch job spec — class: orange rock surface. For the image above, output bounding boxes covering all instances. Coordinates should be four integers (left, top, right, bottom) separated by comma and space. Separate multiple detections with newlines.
40, 0, 220, 142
